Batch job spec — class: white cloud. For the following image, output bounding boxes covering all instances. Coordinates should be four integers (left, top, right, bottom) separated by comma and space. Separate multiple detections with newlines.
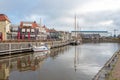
98, 20, 113, 26
72, 0, 120, 14
60, 17, 73, 23
1, 0, 120, 33
21, 14, 48, 24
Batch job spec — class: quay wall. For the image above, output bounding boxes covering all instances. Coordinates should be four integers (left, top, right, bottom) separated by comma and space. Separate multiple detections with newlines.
93, 49, 120, 80
0, 41, 70, 55
82, 38, 120, 43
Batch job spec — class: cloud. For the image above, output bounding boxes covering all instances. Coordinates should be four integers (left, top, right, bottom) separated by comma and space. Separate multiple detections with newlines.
21, 14, 48, 24
0, 0, 120, 33
98, 20, 113, 26
72, 0, 120, 14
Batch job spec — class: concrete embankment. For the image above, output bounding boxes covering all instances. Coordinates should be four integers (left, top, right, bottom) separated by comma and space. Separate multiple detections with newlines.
82, 38, 120, 43
93, 49, 120, 80
0, 41, 70, 56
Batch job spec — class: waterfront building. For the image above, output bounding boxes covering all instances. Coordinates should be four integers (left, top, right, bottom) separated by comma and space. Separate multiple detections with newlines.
19, 21, 39, 40
10, 24, 19, 40
65, 32, 72, 41
11, 23, 48, 41
46, 28, 59, 40
71, 31, 108, 39
39, 25, 60, 40
0, 14, 11, 41
38, 25, 48, 40
58, 31, 71, 41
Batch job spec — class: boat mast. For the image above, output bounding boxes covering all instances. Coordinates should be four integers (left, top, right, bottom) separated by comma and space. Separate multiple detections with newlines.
75, 14, 77, 39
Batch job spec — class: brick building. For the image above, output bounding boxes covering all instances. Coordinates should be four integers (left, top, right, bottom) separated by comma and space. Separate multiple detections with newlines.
19, 21, 39, 40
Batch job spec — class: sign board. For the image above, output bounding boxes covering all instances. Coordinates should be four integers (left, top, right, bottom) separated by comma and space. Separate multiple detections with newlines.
23, 23, 32, 26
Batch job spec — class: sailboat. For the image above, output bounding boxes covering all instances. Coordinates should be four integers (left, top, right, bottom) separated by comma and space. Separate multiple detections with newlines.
70, 14, 81, 45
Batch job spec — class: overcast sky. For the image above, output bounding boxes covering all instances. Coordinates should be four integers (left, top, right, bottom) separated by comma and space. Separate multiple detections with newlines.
0, 0, 120, 34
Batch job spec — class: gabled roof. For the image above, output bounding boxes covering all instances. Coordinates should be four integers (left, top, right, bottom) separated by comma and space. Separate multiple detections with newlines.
0, 14, 11, 22
20, 21, 39, 28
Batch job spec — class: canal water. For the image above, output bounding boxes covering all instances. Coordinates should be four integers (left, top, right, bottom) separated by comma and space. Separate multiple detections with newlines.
0, 43, 120, 80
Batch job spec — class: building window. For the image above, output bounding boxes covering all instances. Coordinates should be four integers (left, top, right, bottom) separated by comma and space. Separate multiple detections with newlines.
27, 29, 30, 32
31, 29, 34, 32
22, 29, 25, 32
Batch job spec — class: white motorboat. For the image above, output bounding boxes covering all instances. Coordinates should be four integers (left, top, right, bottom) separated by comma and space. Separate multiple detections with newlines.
32, 43, 49, 52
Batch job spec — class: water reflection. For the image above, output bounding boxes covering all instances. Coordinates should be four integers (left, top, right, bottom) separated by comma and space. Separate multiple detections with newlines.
0, 52, 47, 80
50, 46, 70, 59
74, 46, 80, 72
0, 43, 120, 80
0, 46, 70, 80
17, 55, 42, 71
0, 59, 10, 80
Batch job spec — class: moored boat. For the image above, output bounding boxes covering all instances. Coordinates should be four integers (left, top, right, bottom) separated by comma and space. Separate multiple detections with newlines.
32, 43, 49, 52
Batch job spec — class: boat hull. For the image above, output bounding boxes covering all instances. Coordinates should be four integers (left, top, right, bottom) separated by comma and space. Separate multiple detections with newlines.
32, 46, 49, 52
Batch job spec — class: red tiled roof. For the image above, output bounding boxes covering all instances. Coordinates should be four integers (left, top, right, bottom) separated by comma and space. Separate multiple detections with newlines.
0, 14, 10, 22
20, 21, 39, 28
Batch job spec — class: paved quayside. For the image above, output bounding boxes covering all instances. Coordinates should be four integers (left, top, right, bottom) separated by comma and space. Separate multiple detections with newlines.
93, 49, 120, 80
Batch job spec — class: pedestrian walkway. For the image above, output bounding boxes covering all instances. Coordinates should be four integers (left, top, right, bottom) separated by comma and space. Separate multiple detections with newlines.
93, 50, 120, 80
107, 53, 120, 80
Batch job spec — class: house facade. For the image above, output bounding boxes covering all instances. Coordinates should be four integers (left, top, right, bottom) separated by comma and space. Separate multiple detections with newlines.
58, 31, 71, 41
46, 28, 59, 40
19, 21, 39, 40
10, 24, 19, 40
0, 14, 11, 41
38, 25, 48, 40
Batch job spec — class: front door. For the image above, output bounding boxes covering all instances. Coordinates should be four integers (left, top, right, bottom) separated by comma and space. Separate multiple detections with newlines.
0, 32, 2, 41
